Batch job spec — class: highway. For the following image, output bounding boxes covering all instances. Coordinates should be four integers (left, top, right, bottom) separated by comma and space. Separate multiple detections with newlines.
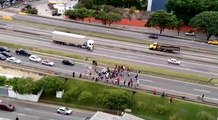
1, 49, 218, 104
0, 29, 217, 78
11, 14, 218, 52
0, 97, 94, 120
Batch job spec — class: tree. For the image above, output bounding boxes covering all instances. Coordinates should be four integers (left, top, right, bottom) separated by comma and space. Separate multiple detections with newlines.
78, 91, 93, 104
175, 19, 184, 36
96, 89, 130, 110
189, 11, 218, 40
107, 12, 122, 26
75, 8, 90, 21
196, 111, 215, 120
128, 6, 136, 21
65, 10, 78, 20
38, 76, 64, 95
21, 5, 38, 15
63, 87, 81, 102
166, 0, 208, 24
0, 76, 6, 86
146, 11, 178, 34
94, 11, 108, 25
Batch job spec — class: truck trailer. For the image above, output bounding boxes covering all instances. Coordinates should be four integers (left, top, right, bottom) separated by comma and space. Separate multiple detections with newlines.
52, 31, 94, 50
149, 43, 180, 53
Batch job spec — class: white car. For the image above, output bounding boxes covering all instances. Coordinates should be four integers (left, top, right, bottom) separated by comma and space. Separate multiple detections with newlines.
57, 107, 72, 115
168, 58, 180, 65
41, 59, 54, 66
6, 57, 21, 64
29, 55, 41, 62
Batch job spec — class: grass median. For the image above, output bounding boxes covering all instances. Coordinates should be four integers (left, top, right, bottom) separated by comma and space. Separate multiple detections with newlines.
40, 78, 218, 120
0, 41, 214, 85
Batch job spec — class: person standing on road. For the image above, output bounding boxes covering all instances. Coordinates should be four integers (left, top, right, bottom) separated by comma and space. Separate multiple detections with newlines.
15, 117, 19, 120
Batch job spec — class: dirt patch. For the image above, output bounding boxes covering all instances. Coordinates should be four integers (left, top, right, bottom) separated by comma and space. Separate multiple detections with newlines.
0, 65, 43, 80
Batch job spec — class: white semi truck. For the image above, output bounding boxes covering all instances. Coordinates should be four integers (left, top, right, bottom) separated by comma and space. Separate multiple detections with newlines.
52, 31, 95, 50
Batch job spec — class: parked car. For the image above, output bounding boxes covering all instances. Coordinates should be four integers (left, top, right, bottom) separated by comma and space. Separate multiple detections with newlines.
149, 34, 158, 39
1, 51, 12, 58
6, 57, 21, 64
0, 100, 15, 111
15, 48, 32, 56
57, 107, 72, 115
0, 46, 10, 52
168, 58, 180, 65
41, 59, 54, 66
62, 59, 74, 66
0, 54, 7, 60
29, 55, 42, 62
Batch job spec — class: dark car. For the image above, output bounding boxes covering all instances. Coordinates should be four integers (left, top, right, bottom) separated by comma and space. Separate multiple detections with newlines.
0, 100, 15, 111
1, 51, 12, 58
62, 59, 74, 66
149, 34, 159, 39
0, 54, 6, 60
0, 46, 10, 52
15, 48, 31, 56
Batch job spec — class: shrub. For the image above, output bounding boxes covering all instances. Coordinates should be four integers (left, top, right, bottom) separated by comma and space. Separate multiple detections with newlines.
0, 76, 7, 86
78, 91, 93, 104
63, 87, 81, 102
154, 104, 168, 115
196, 111, 215, 120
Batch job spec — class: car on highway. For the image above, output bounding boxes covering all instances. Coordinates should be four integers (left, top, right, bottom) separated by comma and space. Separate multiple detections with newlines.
41, 59, 54, 66
0, 100, 15, 112
6, 57, 21, 64
148, 34, 158, 39
0, 54, 7, 60
29, 55, 42, 62
15, 48, 32, 56
208, 40, 218, 45
1, 51, 12, 58
0, 46, 10, 52
168, 58, 180, 65
62, 59, 74, 66
57, 107, 72, 115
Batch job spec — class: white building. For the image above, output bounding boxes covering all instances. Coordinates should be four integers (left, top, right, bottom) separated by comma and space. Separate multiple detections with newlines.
49, 0, 78, 14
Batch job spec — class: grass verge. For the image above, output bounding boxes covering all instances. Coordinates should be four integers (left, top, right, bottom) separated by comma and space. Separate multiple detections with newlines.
40, 78, 218, 120
0, 41, 214, 84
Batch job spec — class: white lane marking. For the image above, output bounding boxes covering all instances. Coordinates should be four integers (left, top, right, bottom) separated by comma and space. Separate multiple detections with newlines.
140, 79, 153, 83
0, 117, 12, 120
24, 107, 33, 110
194, 89, 211, 93
126, 55, 138, 59
17, 113, 26, 116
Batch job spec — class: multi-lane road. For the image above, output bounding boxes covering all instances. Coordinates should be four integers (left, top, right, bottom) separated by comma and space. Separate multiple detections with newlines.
0, 24, 217, 78
1, 47, 218, 104
0, 97, 94, 120
11, 14, 218, 52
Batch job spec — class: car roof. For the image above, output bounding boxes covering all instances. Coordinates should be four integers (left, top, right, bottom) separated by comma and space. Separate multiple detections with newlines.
59, 107, 67, 109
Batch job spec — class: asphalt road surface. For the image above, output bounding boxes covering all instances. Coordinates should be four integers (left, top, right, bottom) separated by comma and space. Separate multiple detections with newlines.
0, 30, 217, 78
1, 49, 218, 104
0, 98, 94, 120
11, 14, 218, 52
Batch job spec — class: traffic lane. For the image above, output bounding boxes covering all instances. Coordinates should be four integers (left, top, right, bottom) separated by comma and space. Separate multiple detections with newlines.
1, 33, 218, 77
138, 75, 218, 100
13, 14, 218, 52
1, 23, 218, 63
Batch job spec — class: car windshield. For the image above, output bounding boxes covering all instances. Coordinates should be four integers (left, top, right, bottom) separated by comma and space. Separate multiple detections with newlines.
65, 108, 69, 111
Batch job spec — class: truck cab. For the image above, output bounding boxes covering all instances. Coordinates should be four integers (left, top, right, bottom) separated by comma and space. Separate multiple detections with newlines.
86, 40, 95, 50
149, 43, 158, 50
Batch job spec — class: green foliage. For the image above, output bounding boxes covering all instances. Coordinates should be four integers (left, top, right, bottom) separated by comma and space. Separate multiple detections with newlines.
0, 76, 6, 86
94, 11, 121, 26
63, 87, 81, 102
189, 11, 218, 40
78, 91, 93, 104
154, 104, 168, 115
38, 76, 64, 95
196, 111, 215, 120
146, 10, 178, 34
96, 89, 130, 110
74, 8, 90, 21
78, 0, 147, 10
128, 6, 136, 21
65, 10, 78, 20
21, 5, 38, 14
166, 0, 218, 24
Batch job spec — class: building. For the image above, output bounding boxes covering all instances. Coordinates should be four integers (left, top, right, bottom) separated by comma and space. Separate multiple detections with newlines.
147, 0, 169, 11
48, 0, 78, 14
90, 111, 144, 120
